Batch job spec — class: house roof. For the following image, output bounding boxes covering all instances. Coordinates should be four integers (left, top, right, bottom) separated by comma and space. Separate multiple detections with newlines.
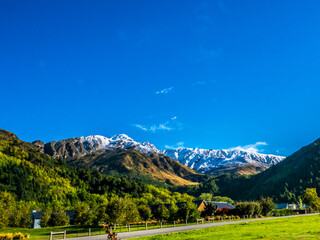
210, 201, 234, 209
275, 203, 289, 209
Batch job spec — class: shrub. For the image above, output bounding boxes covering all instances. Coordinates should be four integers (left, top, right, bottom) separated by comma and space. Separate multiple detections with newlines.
259, 197, 276, 216
235, 202, 261, 216
216, 207, 231, 216
0, 233, 13, 240
0, 233, 29, 240
271, 209, 295, 216
13, 233, 24, 239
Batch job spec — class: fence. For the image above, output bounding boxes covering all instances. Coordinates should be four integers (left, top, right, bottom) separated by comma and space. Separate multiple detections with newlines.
38, 213, 306, 239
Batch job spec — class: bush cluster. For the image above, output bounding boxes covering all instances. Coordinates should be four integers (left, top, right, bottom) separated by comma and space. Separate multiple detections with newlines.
271, 209, 295, 216
0, 233, 29, 240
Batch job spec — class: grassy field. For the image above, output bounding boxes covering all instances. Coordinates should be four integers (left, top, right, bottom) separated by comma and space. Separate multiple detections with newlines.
0, 221, 220, 239
0, 226, 105, 240
134, 215, 320, 240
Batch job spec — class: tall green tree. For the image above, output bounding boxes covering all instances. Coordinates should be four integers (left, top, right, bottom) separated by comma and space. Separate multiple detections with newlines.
202, 202, 217, 217
73, 202, 96, 226
0, 192, 15, 229
259, 197, 276, 216
178, 201, 201, 222
40, 209, 51, 228
168, 203, 179, 221
138, 205, 152, 222
48, 207, 70, 227
198, 193, 213, 201
303, 188, 320, 211
154, 205, 170, 222
107, 196, 139, 225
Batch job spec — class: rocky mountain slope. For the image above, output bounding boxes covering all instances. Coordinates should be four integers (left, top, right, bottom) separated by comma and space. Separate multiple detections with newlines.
36, 134, 284, 176
35, 134, 205, 186
164, 148, 285, 175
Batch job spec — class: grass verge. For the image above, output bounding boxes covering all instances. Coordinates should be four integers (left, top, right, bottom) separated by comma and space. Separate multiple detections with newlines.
133, 215, 320, 240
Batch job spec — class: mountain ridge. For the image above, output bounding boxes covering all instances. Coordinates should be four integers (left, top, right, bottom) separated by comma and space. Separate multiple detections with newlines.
34, 134, 206, 186
34, 133, 284, 176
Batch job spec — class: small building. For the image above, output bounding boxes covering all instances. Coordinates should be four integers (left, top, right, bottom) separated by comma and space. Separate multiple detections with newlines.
31, 210, 75, 229
275, 203, 307, 210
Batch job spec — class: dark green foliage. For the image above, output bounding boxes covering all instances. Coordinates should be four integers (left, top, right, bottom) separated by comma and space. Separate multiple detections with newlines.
73, 202, 96, 226
259, 197, 276, 216
202, 202, 217, 217
0, 191, 33, 229
271, 209, 295, 216
48, 208, 70, 227
40, 209, 51, 228
235, 202, 261, 216
106, 196, 139, 225
178, 201, 201, 221
0, 130, 193, 209
96, 203, 109, 225
168, 203, 179, 221
303, 188, 320, 211
138, 205, 152, 222
201, 138, 320, 202
154, 205, 170, 222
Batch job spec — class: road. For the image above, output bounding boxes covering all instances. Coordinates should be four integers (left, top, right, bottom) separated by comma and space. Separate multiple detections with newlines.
66, 214, 318, 240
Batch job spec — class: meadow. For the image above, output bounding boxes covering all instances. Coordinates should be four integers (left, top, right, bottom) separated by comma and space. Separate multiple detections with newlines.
134, 214, 320, 240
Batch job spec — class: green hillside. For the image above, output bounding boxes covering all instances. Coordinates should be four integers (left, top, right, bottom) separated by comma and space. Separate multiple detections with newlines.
216, 138, 320, 202
0, 129, 193, 208
66, 148, 206, 186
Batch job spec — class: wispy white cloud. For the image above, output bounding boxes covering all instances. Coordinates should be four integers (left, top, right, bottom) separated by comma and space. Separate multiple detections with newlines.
155, 87, 174, 94
133, 124, 148, 131
229, 142, 268, 153
133, 117, 182, 133
165, 141, 185, 149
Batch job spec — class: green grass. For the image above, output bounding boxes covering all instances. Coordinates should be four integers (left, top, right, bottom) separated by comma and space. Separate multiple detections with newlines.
3, 215, 320, 240
0, 226, 105, 240
134, 215, 320, 240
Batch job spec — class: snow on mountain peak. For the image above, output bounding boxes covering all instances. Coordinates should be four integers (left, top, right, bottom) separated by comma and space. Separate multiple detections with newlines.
46, 134, 285, 174
162, 147, 285, 174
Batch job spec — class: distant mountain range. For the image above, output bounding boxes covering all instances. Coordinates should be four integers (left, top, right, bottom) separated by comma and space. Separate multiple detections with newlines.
164, 148, 284, 175
33, 134, 205, 186
33, 134, 284, 176
3, 128, 320, 202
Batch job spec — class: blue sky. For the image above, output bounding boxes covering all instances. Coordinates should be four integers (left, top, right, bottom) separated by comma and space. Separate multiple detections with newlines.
1, 0, 320, 156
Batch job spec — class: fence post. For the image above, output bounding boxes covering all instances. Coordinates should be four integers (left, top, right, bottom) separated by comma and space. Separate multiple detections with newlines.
88, 228, 91, 236
64, 230, 66, 239
186, 219, 188, 225
145, 222, 147, 230
174, 221, 175, 227
128, 224, 130, 232
50, 232, 52, 240
160, 221, 162, 228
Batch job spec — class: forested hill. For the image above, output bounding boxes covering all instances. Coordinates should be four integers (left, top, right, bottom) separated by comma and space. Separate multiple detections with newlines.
0, 129, 193, 208
216, 137, 320, 202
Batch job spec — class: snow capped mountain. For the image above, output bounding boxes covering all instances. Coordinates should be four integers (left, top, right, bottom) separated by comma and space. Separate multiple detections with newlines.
163, 148, 285, 174
42, 134, 285, 175
44, 134, 160, 160
78, 134, 160, 155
